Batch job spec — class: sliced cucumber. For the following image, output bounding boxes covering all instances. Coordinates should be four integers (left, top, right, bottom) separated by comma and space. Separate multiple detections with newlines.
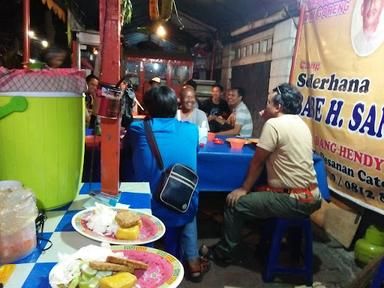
80, 263, 98, 280
95, 270, 113, 278
67, 276, 80, 288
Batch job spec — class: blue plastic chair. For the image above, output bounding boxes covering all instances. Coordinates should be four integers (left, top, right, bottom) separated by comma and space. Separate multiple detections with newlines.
371, 257, 384, 288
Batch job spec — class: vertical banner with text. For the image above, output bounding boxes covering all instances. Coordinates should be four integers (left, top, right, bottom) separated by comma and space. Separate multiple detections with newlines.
293, 0, 384, 213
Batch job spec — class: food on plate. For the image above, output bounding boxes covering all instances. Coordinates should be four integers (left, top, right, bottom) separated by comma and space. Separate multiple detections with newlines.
225, 137, 259, 145
89, 261, 134, 273
64, 261, 113, 288
213, 138, 224, 144
55, 256, 147, 287
115, 225, 140, 240
49, 245, 150, 288
83, 204, 143, 241
106, 256, 148, 270
84, 204, 118, 236
99, 272, 137, 288
246, 138, 259, 144
114, 210, 142, 240
115, 210, 141, 228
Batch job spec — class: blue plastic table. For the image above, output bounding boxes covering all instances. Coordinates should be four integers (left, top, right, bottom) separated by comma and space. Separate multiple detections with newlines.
197, 138, 330, 200
197, 139, 256, 192
84, 137, 330, 199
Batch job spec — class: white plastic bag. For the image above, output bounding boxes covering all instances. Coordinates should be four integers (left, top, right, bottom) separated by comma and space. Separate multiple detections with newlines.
198, 121, 208, 145
0, 184, 38, 263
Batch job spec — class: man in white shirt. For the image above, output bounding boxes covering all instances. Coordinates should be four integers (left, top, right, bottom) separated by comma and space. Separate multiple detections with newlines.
201, 83, 321, 266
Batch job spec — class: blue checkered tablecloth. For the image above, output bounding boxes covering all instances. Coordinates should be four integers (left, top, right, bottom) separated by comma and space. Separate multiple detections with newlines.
3, 182, 152, 288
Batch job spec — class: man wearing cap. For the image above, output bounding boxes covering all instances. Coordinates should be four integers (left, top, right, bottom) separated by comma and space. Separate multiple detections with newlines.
149, 77, 161, 88
200, 83, 321, 266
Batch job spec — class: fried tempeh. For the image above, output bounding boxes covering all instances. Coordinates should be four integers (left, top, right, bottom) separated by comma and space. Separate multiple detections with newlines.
115, 210, 141, 228
89, 261, 134, 273
106, 255, 148, 270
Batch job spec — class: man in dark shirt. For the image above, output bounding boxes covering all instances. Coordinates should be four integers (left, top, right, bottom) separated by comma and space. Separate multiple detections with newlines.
85, 74, 99, 129
200, 84, 230, 132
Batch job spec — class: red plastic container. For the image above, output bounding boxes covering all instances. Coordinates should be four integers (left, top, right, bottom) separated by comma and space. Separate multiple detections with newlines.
96, 84, 122, 119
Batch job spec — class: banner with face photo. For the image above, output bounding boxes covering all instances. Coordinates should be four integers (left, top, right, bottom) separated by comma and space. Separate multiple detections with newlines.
292, 0, 384, 213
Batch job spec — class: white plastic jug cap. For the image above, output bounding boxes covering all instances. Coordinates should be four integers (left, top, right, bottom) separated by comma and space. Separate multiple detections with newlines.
0, 180, 23, 190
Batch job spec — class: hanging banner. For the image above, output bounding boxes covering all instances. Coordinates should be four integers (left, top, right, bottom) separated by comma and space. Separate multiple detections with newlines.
292, 0, 384, 213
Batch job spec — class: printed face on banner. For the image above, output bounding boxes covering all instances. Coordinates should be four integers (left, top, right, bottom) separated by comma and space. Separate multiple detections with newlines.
351, 0, 384, 56
295, 0, 384, 212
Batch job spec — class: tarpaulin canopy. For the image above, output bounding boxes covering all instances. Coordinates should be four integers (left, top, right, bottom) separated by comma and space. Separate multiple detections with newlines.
41, 0, 66, 22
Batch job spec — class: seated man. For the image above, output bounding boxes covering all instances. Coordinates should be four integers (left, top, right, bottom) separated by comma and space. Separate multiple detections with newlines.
85, 74, 99, 129
201, 83, 322, 266
215, 87, 253, 137
177, 85, 208, 128
200, 84, 230, 131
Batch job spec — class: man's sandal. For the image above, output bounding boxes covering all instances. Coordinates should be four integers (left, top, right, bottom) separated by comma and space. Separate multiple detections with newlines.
185, 257, 211, 283
199, 244, 234, 267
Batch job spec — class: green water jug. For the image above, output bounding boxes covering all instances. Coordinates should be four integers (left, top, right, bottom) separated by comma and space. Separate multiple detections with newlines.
0, 69, 86, 210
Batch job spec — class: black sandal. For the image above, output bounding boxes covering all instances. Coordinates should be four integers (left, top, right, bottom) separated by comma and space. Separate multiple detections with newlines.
185, 257, 211, 283
199, 244, 234, 267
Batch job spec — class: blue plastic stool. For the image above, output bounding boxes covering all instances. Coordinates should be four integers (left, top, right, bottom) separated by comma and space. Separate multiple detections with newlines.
262, 217, 313, 286
371, 257, 384, 288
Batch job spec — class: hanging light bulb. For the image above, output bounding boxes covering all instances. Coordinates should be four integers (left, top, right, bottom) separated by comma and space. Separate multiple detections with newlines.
41, 40, 49, 48
156, 24, 167, 38
28, 31, 36, 39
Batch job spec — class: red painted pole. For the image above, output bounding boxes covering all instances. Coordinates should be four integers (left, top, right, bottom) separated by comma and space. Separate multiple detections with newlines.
23, 0, 30, 68
210, 38, 216, 80
289, 1, 306, 84
99, 0, 121, 196
71, 40, 78, 68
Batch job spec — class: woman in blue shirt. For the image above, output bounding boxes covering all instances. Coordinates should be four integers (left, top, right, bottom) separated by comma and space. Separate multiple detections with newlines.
124, 86, 209, 282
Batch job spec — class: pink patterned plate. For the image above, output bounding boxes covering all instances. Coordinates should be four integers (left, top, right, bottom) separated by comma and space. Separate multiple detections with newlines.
72, 208, 165, 245
112, 246, 184, 288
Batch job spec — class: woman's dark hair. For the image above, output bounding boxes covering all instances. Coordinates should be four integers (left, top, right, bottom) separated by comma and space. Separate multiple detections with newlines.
272, 83, 303, 114
144, 86, 177, 118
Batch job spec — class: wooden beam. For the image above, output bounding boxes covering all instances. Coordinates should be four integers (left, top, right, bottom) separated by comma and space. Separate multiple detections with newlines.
99, 0, 121, 196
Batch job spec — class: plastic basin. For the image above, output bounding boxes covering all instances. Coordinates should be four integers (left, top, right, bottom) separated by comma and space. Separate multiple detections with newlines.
228, 138, 246, 150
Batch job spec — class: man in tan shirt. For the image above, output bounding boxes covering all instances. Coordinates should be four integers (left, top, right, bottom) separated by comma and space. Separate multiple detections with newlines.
201, 83, 321, 266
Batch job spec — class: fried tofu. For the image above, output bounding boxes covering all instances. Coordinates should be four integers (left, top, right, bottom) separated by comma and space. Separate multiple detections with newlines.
106, 256, 148, 270
89, 261, 134, 273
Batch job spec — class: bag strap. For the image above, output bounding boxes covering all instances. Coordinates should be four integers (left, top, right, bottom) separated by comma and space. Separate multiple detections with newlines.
144, 119, 165, 171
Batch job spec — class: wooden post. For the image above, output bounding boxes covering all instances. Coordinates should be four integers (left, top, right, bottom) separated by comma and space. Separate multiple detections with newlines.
23, 0, 30, 68
289, 1, 306, 84
99, 0, 121, 196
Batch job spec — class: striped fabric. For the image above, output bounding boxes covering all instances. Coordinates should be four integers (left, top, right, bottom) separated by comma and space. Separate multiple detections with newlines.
233, 101, 253, 137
